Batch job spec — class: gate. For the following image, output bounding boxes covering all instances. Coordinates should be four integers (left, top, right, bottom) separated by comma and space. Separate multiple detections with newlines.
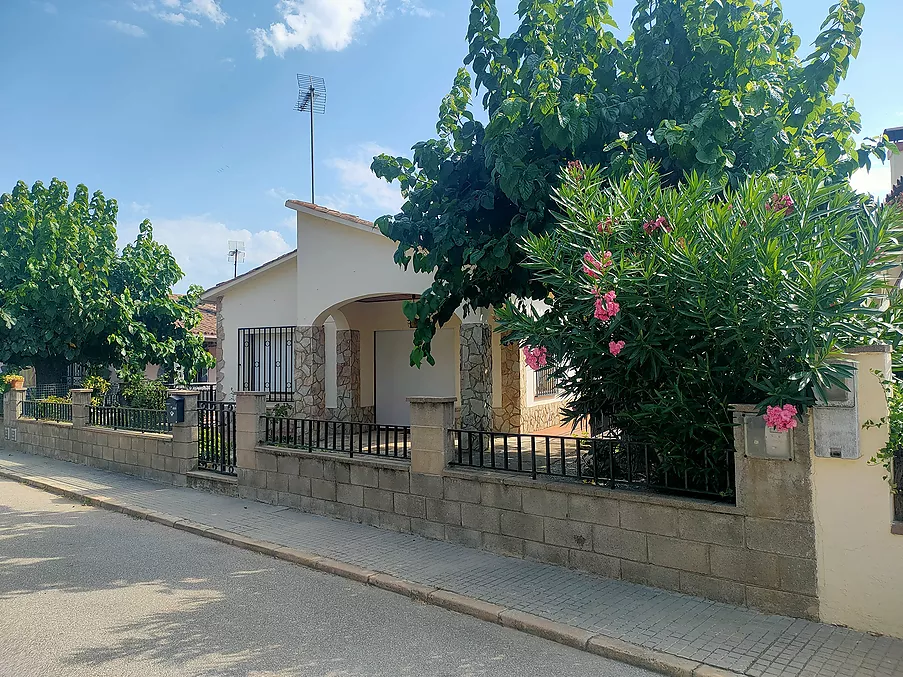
198, 401, 236, 475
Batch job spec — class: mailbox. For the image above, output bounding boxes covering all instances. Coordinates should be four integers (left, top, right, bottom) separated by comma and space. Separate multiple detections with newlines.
166, 395, 185, 424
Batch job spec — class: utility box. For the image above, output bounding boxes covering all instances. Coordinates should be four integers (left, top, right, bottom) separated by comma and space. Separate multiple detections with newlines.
743, 413, 793, 460
166, 395, 185, 425
813, 362, 860, 459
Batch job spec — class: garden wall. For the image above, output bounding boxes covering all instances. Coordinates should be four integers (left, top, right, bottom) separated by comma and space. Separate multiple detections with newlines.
235, 393, 819, 620
2, 387, 198, 488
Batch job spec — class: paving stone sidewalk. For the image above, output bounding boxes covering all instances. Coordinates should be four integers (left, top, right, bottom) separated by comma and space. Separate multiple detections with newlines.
1, 449, 901, 677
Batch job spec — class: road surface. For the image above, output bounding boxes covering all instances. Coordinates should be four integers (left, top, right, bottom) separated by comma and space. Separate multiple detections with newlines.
0, 478, 657, 677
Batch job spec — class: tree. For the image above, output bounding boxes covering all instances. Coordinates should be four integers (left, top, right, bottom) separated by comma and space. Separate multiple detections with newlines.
372, 0, 889, 363
496, 162, 903, 491
0, 178, 213, 383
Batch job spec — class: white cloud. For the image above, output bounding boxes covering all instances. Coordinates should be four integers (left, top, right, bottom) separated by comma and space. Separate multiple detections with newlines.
130, 201, 151, 214
159, 12, 201, 26
400, 0, 433, 18
320, 143, 403, 219
119, 215, 293, 291
107, 20, 147, 37
252, 0, 385, 58
266, 187, 297, 201
132, 0, 227, 27
850, 163, 892, 201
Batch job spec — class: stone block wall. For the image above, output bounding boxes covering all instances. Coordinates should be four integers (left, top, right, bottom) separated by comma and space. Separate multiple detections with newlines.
11, 419, 184, 486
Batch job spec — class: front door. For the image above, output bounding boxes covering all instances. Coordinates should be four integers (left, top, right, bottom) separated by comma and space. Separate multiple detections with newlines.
375, 329, 456, 426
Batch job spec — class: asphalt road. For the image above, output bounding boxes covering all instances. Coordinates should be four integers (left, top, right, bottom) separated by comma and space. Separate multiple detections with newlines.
0, 479, 657, 677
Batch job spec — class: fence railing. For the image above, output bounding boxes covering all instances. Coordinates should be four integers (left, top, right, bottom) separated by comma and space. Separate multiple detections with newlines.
895, 447, 903, 523
19, 399, 73, 423
263, 417, 410, 460
26, 383, 75, 401
450, 429, 734, 502
89, 406, 172, 434
199, 401, 236, 475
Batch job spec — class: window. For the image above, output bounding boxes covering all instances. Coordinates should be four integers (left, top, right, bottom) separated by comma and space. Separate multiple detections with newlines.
237, 327, 295, 402
534, 365, 560, 399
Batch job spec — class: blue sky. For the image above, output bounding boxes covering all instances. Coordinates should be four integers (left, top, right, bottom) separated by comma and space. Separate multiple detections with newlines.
1, 0, 901, 292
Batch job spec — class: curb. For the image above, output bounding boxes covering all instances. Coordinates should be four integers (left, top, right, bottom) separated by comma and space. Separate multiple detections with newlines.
0, 467, 742, 677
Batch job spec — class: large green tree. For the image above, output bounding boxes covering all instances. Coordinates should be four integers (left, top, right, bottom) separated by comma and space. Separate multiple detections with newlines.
0, 179, 213, 383
372, 0, 889, 363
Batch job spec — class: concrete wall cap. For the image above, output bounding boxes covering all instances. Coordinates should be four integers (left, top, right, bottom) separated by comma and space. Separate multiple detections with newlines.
407, 396, 457, 404
69, 389, 94, 394
845, 344, 891, 354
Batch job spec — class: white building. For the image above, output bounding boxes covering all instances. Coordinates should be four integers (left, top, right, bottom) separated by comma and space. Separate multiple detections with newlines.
201, 201, 564, 431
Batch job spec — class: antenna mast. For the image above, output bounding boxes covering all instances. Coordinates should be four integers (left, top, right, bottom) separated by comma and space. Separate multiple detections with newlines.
296, 74, 327, 204
227, 241, 246, 279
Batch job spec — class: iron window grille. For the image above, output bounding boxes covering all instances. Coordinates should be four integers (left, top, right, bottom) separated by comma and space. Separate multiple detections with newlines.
237, 327, 295, 402
534, 365, 560, 399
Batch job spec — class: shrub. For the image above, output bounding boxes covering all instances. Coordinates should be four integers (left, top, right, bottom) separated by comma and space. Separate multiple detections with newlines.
496, 163, 903, 485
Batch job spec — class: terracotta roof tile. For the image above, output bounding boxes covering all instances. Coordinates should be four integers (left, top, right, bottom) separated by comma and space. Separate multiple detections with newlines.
286, 200, 378, 229
196, 302, 217, 340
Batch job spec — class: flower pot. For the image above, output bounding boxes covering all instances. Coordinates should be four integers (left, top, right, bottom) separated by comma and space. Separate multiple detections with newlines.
8, 376, 24, 390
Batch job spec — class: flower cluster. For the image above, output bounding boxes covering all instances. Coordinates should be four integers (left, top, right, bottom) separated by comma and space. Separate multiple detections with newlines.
766, 194, 795, 215
643, 216, 670, 234
598, 217, 614, 234
566, 160, 584, 178
763, 404, 798, 432
523, 346, 548, 371
609, 340, 626, 356
583, 251, 612, 278
594, 290, 620, 321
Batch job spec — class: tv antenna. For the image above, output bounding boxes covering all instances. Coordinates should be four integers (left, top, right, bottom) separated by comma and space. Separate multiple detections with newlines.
227, 241, 245, 279
295, 74, 327, 204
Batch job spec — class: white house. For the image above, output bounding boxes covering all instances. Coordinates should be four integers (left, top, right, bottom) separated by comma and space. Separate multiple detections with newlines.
201, 201, 564, 431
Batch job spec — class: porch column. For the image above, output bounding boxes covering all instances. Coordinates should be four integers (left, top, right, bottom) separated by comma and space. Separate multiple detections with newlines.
499, 339, 521, 433
214, 297, 226, 402
294, 325, 326, 419
335, 329, 362, 422
459, 309, 493, 431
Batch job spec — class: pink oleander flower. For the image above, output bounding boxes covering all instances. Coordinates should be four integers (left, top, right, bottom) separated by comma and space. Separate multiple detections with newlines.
609, 340, 626, 356
643, 216, 670, 234
523, 346, 548, 371
766, 194, 795, 215
763, 404, 798, 432
583, 251, 612, 278
594, 292, 620, 321
598, 217, 615, 234
567, 160, 584, 178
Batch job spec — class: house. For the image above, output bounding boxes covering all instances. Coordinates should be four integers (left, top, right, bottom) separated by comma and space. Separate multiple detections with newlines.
201, 201, 565, 431
885, 126, 903, 203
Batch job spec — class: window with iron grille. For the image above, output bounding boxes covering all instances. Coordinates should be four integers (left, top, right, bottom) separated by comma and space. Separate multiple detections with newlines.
237, 327, 295, 402
534, 365, 560, 399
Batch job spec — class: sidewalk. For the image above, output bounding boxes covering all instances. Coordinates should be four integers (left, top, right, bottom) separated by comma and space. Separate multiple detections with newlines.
1, 449, 900, 677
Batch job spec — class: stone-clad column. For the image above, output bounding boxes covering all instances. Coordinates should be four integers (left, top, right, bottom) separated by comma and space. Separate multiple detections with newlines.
294, 325, 326, 419
335, 329, 361, 422
214, 297, 226, 402
498, 340, 521, 433
459, 311, 493, 431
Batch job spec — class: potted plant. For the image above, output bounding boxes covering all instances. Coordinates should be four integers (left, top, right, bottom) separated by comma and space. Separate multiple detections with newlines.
2, 372, 24, 391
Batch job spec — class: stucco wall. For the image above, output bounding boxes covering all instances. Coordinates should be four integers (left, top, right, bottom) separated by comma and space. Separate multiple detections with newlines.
295, 211, 435, 327
218, 257, 298, 399
812, 349, 903, 638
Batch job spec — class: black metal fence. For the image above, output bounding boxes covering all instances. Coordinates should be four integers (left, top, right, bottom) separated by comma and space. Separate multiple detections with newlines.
198, 401, 236, 475
20, 399, 73, 423
26, 383, 74, 401
534, 366, 559, 399
450, 429, 734, 502
263, 417, 410, 460
895, 447, 903, 522
89, 406, 172, 434
187, 383, 217, 402
238, 326, 295, 402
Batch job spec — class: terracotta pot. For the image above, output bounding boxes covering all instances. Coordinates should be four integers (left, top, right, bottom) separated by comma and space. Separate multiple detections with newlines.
8, 376, 24, 389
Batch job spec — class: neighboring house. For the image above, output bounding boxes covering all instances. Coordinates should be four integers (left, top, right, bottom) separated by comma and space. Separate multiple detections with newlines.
201, 201, 565, 431
885, 126, 903, 203
144, 299, 218, 383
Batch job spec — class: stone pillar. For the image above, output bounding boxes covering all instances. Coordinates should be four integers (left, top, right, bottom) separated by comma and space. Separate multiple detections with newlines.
3, 387, 25, 423
70, 389, 93, 428
235, 392, 267, 492
214, 296, 226, 402
294, 325, 326, 419
409, 396, 456, 476
169, 390, 199, 482
335, 329, 361, 421
498, 340, 521, 433
459, 314, 493, 431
